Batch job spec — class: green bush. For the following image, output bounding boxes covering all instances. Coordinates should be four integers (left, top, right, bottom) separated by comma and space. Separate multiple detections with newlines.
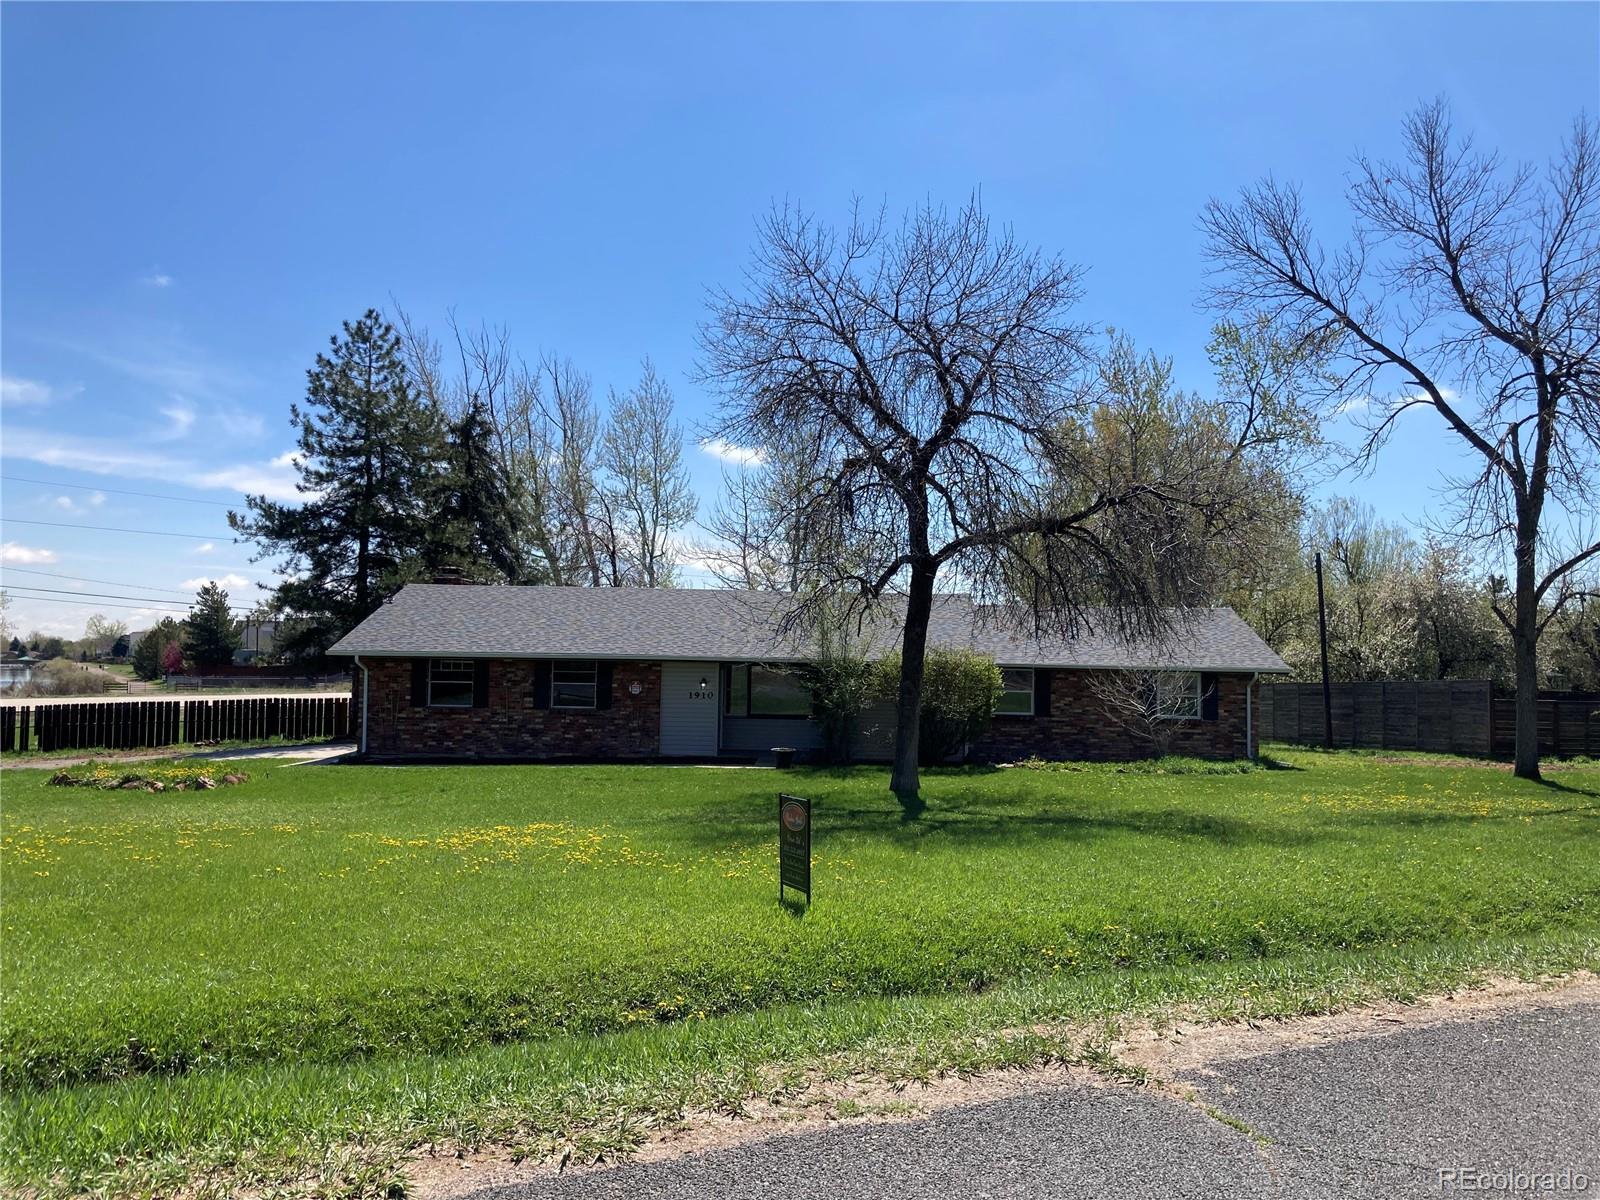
877, 648, 1002, 764
799, 651, 879, 763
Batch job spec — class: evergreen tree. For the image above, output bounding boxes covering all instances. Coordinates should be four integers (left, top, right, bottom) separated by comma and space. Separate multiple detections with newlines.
428, 399, 525, 582
183, 582, 242, 668
131, 617, 185, 681
7, 636, 22, 656
230, 309, 443, 658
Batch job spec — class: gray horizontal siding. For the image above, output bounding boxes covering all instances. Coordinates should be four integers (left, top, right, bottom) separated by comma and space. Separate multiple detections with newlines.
720, 700, 899, 760
720, 715, 823, 754
854, 699, 897, 761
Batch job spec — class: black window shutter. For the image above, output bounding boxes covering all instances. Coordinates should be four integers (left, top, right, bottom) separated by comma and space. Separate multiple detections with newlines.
472, 660, 490, 708
411, 660, 429, 707
1033, 668, 1052, 717
1201, 672, 1220, 721
595, 662, 613, 709
532, 661, 551, 709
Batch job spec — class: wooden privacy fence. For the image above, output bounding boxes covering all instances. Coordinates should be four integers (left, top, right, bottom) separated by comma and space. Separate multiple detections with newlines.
1260, 680, 1600, 758
1489, 693, 1600, 758
0, 696, 351, 754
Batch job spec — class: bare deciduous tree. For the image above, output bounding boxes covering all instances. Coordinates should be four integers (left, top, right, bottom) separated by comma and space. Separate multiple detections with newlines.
83, 614, 129, 657
1087, 669, 1192, 759
702, 200, 1305, 806
1202, 101, 1600, 778
397, 307, 700, 590
603, 360, 698, 587
695, 437, 845, 592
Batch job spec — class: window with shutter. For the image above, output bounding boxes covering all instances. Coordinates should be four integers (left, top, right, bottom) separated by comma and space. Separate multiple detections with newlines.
427, 659, 476, 707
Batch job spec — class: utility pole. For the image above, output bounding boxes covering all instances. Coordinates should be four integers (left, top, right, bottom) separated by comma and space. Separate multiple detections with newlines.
1315, 550, 1333, 749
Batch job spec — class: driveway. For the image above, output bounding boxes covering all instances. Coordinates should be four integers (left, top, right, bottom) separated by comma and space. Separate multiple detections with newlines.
428, 983, 1599, 1200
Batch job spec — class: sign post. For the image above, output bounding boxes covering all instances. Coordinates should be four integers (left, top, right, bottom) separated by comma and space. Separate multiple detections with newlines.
778, 792, 811, 906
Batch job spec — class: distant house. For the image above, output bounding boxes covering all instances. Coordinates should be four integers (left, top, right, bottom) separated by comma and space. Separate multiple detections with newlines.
328, 584, 1289, 763
233, 618, 282, 665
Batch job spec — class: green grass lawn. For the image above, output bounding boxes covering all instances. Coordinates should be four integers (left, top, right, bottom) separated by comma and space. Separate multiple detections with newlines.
3, 752, 1598, 1196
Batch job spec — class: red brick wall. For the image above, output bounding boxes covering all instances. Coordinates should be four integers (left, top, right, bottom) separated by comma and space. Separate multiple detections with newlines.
353, 658, 661, 759
972, 671, 1259, 762
347, 659, 1258, 762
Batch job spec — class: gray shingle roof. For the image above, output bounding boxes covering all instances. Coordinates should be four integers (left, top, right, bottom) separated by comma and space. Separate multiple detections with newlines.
328, 584, 1289, 672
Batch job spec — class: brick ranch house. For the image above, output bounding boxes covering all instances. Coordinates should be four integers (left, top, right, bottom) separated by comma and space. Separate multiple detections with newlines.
328, 584, 1289, 763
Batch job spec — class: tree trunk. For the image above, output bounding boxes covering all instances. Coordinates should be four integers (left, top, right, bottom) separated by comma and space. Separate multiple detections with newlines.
889, 561, 937, 811
1512, 537, 1541, 780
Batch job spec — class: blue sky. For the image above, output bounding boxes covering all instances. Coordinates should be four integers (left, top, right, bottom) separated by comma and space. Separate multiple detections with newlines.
2, 2, 1596, 638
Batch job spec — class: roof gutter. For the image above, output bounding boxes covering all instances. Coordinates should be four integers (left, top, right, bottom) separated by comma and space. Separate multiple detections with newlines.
1247, 671, 1259, 761
353, 655, 370, 756
327, 648, 1291, 673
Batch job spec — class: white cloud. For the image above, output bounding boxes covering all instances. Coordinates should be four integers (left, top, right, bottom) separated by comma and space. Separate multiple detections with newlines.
1, 376, 54, 407
194, 461, 303, 502
1, 542, 60, 565
1, 426, 180, 476
269, 450, 300, 469
700, 438, 767, 466
217, 408, 266, 439
192, 542, 217, 555
143, 270, 174, 288
159, 401, 197, 439
2, 426, 304, 502
665, 531, 723, 581
39, 334, 254, 405
179, 573, 252, 592
50, 492, 106, 514
1337, 385, 1458, 418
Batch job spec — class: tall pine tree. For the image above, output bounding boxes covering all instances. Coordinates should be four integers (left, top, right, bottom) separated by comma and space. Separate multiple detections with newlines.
427, 399, 525, 582
183, 583, 242, 668
231, 309, 443, 659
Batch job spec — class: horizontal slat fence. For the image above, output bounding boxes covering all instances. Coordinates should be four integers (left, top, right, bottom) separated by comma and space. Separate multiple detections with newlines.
1490, 694, 1600, 759
1260, 680, 1600, 758
0, 696, 350, 754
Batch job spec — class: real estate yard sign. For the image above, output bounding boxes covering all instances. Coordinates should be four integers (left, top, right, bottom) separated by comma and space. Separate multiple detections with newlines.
778, 793, 811, 905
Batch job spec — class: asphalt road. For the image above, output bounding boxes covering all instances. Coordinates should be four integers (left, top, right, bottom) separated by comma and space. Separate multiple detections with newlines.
458, 1000, 1599, 1200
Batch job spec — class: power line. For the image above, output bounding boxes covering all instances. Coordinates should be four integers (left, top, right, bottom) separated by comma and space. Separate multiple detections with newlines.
0, 567, 195, 597
3, 591, 193, 614
0, 475, 238, 507
1, 518, 232, 541
3, 585, 208, 607
3, 588, 256, 615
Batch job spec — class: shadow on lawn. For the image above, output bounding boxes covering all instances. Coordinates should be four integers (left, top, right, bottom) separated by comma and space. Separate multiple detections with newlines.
678, 785, 1321, 850
679, 759, 1600, 851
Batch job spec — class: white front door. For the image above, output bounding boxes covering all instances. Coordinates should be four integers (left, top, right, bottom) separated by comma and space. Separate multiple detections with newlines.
659, 661, 720, 757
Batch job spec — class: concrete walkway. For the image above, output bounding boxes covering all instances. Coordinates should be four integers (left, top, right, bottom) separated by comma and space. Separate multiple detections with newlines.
1, 741, 357, 769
